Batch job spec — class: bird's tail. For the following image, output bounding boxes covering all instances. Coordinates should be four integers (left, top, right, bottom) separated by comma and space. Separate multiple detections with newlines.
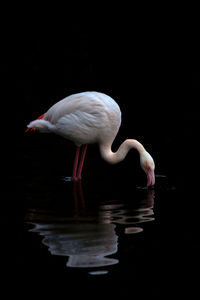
26, 115, 55, 133
25, 113, 46, 132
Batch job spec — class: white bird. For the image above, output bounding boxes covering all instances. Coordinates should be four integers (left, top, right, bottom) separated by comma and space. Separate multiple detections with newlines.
26, 91, 155, 186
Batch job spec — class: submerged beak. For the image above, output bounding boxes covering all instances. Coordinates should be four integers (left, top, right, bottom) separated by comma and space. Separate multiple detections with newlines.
147, 169, 155, 187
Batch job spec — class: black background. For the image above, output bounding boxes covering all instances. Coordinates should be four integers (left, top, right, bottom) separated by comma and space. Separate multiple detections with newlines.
1, 6, 198, 297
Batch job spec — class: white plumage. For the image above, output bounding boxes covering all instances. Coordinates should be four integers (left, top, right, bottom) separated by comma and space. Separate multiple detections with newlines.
27, 91, 155, 186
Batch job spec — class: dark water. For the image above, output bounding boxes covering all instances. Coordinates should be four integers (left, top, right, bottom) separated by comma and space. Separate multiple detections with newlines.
6, 139, 194, 296
0, 127, 194, 298
25, 183, 155, 272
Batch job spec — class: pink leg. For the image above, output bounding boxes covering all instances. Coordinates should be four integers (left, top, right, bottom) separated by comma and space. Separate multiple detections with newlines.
77, 145, 88, 180
72, 146, 80, 181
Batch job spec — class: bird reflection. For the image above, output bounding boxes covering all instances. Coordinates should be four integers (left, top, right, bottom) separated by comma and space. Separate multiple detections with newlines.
26, 182, 155, 270
98, 189, 155, 233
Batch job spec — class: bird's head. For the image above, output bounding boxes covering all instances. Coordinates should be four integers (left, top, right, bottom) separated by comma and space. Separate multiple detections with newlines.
140, 151, 155, 187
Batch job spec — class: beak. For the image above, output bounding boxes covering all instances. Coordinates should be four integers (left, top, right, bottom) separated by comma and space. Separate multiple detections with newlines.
147, 169, 155, 187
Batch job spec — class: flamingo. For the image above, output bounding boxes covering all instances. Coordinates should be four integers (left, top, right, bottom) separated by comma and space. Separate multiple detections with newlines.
26, 91, 155, 186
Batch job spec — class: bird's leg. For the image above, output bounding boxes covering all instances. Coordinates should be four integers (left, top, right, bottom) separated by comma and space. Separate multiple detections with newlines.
72, 182, 79, 215
72, 146, 81, 181
77, 181, 85, 209
77, 144, 88, 180
72, 181, 85, 214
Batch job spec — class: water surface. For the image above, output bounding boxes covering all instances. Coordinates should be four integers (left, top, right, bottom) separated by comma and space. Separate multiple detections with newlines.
12, 141, 199, 295
25, 182, 155, 272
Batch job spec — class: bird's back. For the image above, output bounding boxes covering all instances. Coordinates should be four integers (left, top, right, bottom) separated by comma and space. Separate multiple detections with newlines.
44, 92, 120, 123
44, 91, 121, 145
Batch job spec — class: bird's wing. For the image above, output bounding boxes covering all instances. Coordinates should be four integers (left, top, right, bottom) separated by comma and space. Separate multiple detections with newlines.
44, 92, 107, 125
25, 113, 46, 132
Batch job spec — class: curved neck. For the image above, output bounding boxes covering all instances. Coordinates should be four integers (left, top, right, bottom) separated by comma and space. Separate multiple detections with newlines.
99, 139, 146, 164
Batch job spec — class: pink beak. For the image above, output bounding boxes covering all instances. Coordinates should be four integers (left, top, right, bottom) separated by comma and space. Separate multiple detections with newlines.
147, 169, 155, 187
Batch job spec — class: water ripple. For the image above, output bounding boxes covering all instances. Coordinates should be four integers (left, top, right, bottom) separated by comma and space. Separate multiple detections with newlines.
25, 183, 155, 272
